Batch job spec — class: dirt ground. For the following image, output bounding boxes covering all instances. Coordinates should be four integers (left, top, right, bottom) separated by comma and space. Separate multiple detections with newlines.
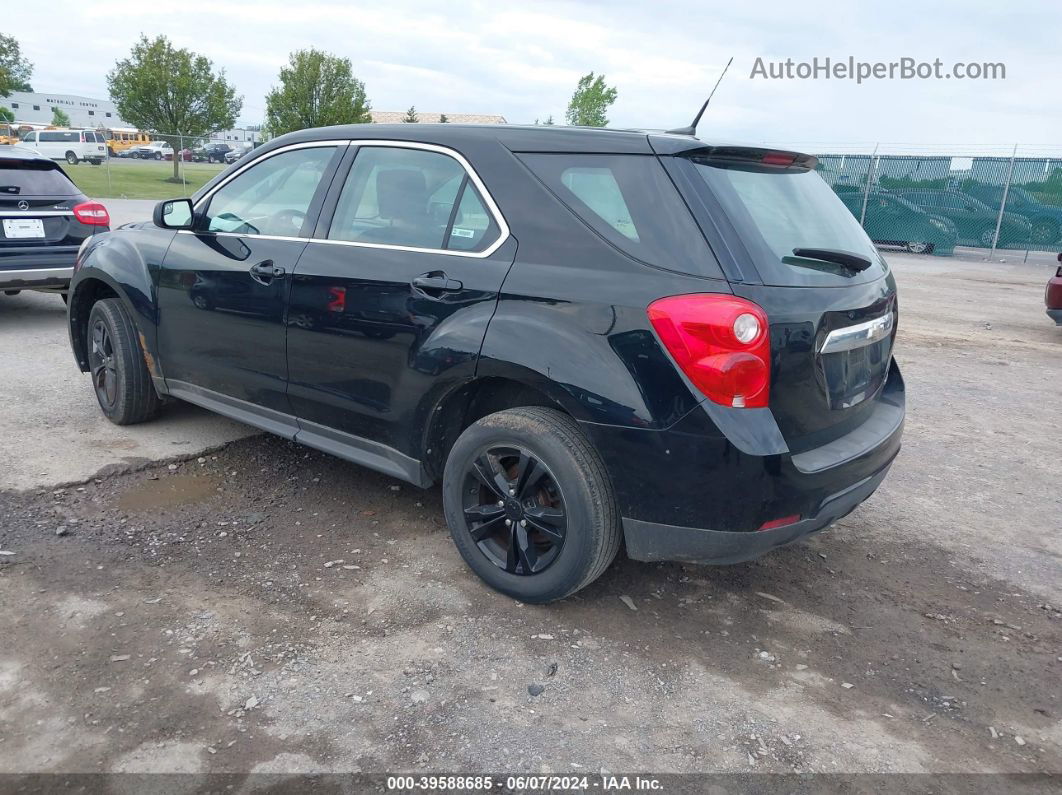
0, 252, 1059, 782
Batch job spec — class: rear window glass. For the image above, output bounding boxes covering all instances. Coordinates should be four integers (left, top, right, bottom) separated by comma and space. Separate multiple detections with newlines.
518, 153, 721, 278
686, 159, 887, 287
0, 161, 77, 196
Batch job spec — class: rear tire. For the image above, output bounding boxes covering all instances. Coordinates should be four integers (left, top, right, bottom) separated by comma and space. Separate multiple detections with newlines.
65, 151, 79, 165
86, 299, 162, 425
905, 241, 933, 254
442, 407, 620, 603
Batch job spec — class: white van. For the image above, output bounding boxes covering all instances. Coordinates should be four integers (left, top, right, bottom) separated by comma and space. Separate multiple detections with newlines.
18, 129, 108, 165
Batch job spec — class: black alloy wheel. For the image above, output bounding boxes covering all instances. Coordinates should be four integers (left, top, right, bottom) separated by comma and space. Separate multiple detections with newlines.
89, 317, 118, 411
461, 446, 568, 575
85, 298, 162, 425
442, 407, 621, 603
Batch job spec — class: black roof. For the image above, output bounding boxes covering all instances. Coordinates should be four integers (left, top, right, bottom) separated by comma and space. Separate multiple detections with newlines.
265, 123, 747, 157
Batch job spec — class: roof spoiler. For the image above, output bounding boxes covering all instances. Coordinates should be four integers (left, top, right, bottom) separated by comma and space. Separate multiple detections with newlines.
660, 143, 817, 170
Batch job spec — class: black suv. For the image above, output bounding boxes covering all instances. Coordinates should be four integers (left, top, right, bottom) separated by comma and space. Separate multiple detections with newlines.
1, 146, 109, 298
201, 143, 234, 163
66, 125, 904, 603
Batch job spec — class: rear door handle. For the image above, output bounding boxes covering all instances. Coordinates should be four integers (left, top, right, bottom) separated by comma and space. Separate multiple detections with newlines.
411, 271, 463, 295
249, 259, 286, 284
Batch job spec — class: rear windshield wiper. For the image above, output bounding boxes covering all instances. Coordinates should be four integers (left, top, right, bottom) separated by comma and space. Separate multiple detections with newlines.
0, 186, 21, 194
791, 248, 872, 273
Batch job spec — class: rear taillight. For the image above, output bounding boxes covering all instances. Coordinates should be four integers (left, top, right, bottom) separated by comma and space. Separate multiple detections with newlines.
73, 201, 110, 226
647, 294, 770, 408
762, 152, 797, 167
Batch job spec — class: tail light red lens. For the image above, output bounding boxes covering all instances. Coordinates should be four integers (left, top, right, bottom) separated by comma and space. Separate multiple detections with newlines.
647, 294, 770, 408
758, 514, 801, 532
73, 201, 110, 226
762, 152, 797, 167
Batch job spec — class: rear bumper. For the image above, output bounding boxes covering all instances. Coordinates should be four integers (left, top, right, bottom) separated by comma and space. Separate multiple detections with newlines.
1047, 308, 1062, 325
623, 463, 891, 564
581, 360, 904, 565
0, 266, 74, 290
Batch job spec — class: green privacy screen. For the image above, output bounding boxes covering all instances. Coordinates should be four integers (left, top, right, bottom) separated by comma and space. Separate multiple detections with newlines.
815, 149, 1062, 255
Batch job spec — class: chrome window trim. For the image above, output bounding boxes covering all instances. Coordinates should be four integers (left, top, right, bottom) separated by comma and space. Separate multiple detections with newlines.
191, 139, 350, 213
318, 140, 510, 259
818, 311, 895, 355
182, 139, 510, 260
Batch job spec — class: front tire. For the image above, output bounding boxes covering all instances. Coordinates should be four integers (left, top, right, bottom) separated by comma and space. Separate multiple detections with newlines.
905, 241, 934, 254
154, 152, 162, 161
87, 299, 162, 425
442, 407, 620, 603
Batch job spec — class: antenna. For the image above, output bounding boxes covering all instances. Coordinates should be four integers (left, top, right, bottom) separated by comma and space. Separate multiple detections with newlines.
666, 57, 733, 136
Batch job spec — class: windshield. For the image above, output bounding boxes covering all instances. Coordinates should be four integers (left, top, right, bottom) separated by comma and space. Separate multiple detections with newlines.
687, 158, 888, 287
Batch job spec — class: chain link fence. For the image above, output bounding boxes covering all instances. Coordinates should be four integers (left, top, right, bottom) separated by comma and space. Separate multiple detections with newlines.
805, 144, 1062, 256
31, 130, 262, 201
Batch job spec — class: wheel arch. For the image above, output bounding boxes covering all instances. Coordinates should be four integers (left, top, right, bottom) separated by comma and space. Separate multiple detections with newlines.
421, 374, 580, 483
69, 257, 162, 384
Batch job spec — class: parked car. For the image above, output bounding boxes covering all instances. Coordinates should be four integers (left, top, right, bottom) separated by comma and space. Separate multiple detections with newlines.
67, 125, 904, 603
964, 185, 1062, 246
201, 143, 233, 163
224, 144, 253, 164
1, 146, 109, 298
893, 189, 1033, 249
1047, 253, 1062, 325
18, 129, 108, 165
133, 141, 174, 160
838, 190, 957, 255
165, 148, 195, 162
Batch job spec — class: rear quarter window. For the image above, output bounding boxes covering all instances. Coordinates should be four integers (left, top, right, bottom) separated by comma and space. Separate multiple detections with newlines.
0, 161, 78, 196
517, 153, 722, 278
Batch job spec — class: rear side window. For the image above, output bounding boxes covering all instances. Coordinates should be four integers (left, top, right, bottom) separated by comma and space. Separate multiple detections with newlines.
517, 153, 719, 278
0, 161, 78, 196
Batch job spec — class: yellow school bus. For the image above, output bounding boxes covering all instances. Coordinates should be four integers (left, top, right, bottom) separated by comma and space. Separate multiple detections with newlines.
102, 128, 151, 156
0, 123, 26, 146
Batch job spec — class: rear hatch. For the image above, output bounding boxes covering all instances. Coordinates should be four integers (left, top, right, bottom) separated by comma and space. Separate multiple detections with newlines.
0, 157, 89, 254
661, 144, 899, 454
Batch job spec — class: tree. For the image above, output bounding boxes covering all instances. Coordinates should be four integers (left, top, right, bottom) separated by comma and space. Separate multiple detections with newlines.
51, 107, 71, 127
438, 113, 449, 123
543, 115, 555, 126
403, 106, 419, 123
264, 49, 372, 137
565, 72, 617, 127
0, 33, 33, 96
107, 35, 242, 180
0, 106, 14, 123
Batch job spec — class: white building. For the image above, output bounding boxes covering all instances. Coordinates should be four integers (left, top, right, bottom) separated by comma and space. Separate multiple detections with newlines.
1, 90, 262, 144
2, 90, 124, 128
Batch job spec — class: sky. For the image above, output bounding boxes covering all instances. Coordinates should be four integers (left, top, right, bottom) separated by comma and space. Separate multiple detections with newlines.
4, 0, 1060, 153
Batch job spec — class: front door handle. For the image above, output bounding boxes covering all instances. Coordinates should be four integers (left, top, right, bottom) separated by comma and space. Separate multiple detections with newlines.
249, 259, 286, 285
411, 271, 463, 295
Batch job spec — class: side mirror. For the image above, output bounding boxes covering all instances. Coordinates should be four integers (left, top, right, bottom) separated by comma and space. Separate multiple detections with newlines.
153, 198, 194, 230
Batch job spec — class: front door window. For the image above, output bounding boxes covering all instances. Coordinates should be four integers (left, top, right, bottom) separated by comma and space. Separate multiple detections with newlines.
203, 146, 336, 237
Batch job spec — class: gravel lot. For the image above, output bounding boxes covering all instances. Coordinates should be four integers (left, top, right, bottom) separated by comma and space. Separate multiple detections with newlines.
0, 250, 1059, 779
